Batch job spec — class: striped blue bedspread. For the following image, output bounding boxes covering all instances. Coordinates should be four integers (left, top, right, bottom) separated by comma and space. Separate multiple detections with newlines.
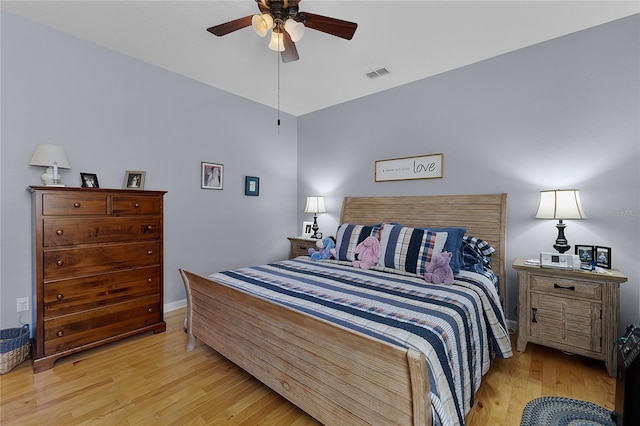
209, 257, 513, 426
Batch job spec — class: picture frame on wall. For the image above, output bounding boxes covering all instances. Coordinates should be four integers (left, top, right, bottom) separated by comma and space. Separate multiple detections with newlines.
244, 176, 260, 196
301, 221, 313, 238
123, 171, 145, 190
595, 246, 611, 269
202, 162, 223, 190
80, 173, 99, 188
575, 245, 594, 264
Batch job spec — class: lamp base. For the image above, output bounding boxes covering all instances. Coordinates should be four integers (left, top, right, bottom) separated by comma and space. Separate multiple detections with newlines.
41, 167, 54, 186
553, 220, 571, 254
311, 214, 322, 239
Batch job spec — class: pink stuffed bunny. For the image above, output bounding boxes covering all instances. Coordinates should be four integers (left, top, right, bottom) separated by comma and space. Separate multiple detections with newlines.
424, 251, 454, 284
352, 236, 380, 270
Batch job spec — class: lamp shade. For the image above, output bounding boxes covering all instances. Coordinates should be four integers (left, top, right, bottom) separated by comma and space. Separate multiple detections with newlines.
268, 30, 285, 52
535, 189, 586, 220
284, 18, 305, 42
304, 196, 326, 214
29, 144, 71, 169
251, 13, 273, 37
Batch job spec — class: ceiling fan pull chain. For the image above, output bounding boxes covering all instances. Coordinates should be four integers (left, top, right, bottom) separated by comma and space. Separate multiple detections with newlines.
277, 40, 281, 130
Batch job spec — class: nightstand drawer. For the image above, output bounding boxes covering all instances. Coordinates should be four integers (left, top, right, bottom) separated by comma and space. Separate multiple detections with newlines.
531, 275, 602, 300
288, 237, 318, 258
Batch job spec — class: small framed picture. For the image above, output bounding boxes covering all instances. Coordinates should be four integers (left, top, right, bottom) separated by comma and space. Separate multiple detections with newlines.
202, 162, 223, 190
301, 221, 313, 238
575, 245, 594, 263
123, 171, 145, 190
244, 176, 260, 196
80, 173, 100, 188
595, 246, 611, 269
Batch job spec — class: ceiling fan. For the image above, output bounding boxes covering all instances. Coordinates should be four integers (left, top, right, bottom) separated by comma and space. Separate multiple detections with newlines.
207, 0, 358, 63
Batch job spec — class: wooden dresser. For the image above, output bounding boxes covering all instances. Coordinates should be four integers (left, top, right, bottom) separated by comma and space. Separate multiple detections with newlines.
29, 186, 167, 372
513, 258, 627, 376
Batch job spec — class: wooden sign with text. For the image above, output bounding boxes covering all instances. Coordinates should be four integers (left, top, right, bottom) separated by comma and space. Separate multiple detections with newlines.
375, 153, 443, 182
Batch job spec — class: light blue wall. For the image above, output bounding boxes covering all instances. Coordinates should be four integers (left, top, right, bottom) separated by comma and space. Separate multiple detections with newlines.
297, 14, 640, 331
0, 12, 298, 328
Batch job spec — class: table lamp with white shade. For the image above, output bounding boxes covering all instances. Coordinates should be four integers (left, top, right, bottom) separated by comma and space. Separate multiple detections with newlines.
29, 144, 71, 186
304, 196, 326, 239
535, 189, 586, 253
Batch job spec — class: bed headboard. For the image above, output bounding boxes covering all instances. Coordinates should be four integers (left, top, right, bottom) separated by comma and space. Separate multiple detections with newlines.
340, 194, 508, 311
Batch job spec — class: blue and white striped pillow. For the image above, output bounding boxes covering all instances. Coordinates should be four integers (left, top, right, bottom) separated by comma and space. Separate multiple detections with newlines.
335, 223, 381, 261
378, 224, 448, 276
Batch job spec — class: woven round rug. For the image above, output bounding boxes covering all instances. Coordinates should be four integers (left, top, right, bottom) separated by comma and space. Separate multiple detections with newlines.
520, 396, 615, 426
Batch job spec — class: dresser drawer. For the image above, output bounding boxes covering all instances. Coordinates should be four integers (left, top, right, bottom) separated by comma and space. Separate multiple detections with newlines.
42, 193, 108, 216
43, 217, 161, 247
112, 196, 162, 215
43, 296, 161, 354
531, 275, 602, 300
43, 266, 161, 317
43, 241, 161, 280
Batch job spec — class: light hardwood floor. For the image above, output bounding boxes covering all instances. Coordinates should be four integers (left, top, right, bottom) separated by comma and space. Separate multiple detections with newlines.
1, 308, 615, 425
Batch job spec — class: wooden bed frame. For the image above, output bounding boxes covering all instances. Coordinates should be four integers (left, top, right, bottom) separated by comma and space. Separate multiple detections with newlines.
180, 193, 507, 425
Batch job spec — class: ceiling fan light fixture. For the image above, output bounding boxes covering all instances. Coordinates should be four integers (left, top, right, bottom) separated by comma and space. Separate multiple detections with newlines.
284, 18, 305, 42
268, 30, 285, 51
251, 13, 274, 37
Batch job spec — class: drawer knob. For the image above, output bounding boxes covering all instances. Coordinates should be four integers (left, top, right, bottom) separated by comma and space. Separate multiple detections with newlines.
56, 294, 64, 301
57, 330, 64, 337
532, 308, 538, 323
147, 308, 153, 313
146, 225, 153, 231
56, 260, 64, 267
554, 283, 576, 291
134, 203, 141, 208
147, 250, 153, 255
147, 277, 153, 283
56, 229, 64, 236
73, 202, 81, 208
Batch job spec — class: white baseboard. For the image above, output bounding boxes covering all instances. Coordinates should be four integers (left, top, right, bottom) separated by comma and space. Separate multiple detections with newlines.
164, 298, 187, 313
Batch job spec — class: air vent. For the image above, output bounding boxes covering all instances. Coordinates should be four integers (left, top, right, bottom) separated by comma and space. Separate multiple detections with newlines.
366, 67, 390, 79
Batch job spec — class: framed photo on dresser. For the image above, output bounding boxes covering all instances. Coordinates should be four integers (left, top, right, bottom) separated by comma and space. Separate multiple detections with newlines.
80, 173, 99, 188
123, 171, 145, 190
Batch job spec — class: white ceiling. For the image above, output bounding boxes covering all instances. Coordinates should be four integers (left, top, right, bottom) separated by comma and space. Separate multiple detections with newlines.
2, 1, 638, 116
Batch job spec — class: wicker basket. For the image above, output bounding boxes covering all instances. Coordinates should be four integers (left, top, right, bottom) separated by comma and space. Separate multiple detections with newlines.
0, 325, 30, 374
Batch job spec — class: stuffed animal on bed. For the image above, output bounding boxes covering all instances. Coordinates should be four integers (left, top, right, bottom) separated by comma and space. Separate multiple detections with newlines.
424, 251, 455, 284
352, 236, 381, 270
309, 237, 336, 261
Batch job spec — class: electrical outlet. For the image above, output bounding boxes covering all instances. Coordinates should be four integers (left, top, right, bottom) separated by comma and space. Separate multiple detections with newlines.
17, 297, 29, 312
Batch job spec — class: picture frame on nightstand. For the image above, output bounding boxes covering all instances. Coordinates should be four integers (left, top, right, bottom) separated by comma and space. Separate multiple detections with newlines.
595, 246, 611, 269
575, 245, 594, 263
301, 221, 313, 238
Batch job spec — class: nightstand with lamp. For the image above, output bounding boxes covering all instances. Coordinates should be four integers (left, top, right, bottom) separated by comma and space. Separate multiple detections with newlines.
288, 196, 327, 258
513, 189, 627, 377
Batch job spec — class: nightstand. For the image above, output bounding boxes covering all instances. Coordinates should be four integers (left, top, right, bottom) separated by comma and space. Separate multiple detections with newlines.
513, 258, 627, 376
287, 237, 319, 258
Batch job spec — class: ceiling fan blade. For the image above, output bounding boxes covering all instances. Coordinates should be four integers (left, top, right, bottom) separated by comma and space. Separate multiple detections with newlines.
298, 12, 357, 40
207, 15, 253, 36
281, 31, 299, 63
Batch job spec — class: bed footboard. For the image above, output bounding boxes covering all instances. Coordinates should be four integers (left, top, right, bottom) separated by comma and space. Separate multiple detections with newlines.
179, 269, 432, 426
